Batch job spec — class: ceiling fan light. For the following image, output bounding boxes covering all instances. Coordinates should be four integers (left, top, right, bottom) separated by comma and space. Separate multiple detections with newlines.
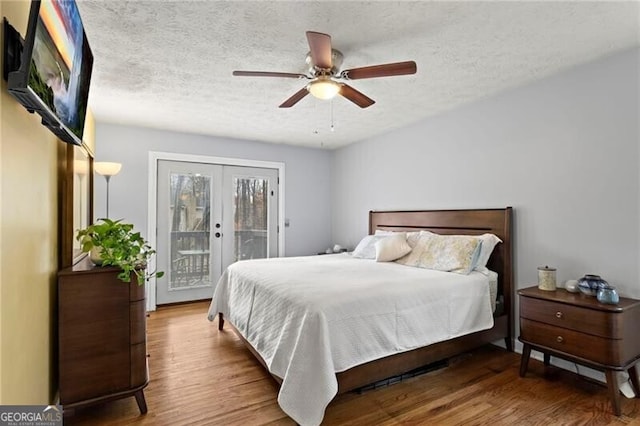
307, 79, 340, 100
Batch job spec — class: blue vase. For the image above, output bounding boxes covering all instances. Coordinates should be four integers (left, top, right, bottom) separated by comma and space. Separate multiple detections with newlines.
577, 274, 608, 296
597, 286, 619, 305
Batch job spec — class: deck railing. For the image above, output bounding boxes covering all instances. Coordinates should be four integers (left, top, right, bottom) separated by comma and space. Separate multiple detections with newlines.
169, 230, 268, 286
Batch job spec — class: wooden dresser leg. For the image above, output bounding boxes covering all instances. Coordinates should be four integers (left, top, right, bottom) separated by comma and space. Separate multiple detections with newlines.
519, 344, 531, 377
628, 364, 640, 396
135, 390, 148, 415
218, 312, 225, 331
605, 369, 622, 416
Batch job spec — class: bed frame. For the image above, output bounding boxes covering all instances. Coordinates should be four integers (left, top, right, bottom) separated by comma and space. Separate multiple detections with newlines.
218, 207, 513, 395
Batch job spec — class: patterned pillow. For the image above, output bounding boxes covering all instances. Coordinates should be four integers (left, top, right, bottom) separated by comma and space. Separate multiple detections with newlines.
395, 232, 481, 274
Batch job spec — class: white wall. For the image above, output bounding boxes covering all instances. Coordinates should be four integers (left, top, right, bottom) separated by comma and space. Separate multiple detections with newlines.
332, 48, 640, 301
94, 124, 333, 256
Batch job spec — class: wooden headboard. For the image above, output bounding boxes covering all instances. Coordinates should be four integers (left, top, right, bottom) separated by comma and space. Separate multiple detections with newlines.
369, 207, 513, 345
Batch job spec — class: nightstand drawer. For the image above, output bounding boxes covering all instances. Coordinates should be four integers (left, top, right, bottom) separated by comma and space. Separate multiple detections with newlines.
520, 297, 620, 338
520, 318, 624, 365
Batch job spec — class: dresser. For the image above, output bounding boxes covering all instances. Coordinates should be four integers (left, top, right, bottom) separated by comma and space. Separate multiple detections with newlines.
58, 257, 148, 416
518, 286, 640, 415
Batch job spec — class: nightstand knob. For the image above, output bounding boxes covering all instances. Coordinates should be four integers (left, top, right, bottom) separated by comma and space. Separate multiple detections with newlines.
555, 311, 563, 319
556, 336, 564, 343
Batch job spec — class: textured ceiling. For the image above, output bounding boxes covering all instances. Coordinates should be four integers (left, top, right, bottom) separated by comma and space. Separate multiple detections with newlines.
77, 1, 639, 149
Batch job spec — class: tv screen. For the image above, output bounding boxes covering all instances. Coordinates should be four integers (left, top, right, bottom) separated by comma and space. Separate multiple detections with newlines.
7, 0, 93, 145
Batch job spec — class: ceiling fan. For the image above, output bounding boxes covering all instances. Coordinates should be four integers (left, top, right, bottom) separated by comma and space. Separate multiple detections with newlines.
232, 31, 417, 109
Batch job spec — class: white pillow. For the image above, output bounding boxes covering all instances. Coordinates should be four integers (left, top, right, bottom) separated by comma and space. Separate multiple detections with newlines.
396, 232, 481, 274
375, 233, 412, 262
375, 229, 423, 248
352, 235, 388, 259
473, 233, 502, 272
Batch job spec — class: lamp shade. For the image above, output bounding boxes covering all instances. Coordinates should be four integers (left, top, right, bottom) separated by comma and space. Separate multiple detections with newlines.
94, 162, 122, 177
74, 159, 89, 175
307, 78, 340, 100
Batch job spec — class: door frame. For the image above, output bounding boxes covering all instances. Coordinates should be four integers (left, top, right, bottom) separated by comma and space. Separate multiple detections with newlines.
147, 151, 285, 311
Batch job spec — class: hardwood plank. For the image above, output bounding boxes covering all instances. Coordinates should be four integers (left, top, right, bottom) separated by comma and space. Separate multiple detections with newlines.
66, 301, 640, 425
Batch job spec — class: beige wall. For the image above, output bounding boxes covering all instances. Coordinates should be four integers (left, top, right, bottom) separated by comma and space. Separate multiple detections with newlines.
83, 105, 95, 155
0, 0, 95, 403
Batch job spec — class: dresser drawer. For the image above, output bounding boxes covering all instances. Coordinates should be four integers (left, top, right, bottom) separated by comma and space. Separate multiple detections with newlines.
130, 300, 146, 345
130, 280, 145, 301
60, 351, 130, 403
520, 318, 626, 366
130, 342, 148, 388
520, 296, 621, 338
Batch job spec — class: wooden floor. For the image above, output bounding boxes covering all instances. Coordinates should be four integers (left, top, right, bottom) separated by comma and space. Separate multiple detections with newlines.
68, 301, 640, 425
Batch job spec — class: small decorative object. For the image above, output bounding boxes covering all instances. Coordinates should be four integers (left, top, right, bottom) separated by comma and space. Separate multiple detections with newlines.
564, 279, 580, 293
76, 218, 164, 285
577, 274, 608, 296
537, 266, 557, 291
333, 244, 343, 253
597, 286, 619, 305
325, 247, 333, 254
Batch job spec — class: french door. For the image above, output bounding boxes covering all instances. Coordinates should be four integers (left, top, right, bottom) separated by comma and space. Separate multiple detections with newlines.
156, 160, 278, 305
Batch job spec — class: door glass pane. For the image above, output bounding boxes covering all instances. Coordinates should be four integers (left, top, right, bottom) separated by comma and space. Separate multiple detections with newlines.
233, 177, 268, 262
169, 173, 211, 290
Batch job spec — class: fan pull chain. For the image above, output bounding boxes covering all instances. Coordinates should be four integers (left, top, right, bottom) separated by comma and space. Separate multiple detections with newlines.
330, 100, 335, 132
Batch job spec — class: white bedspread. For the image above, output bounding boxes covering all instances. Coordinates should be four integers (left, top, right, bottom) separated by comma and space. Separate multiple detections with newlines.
207, 254, 494, 426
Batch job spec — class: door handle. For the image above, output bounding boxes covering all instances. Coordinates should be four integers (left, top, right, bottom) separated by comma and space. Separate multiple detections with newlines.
215, 232, 221, 238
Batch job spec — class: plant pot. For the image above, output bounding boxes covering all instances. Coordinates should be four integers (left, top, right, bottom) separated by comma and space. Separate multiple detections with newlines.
90, 247, 104, 266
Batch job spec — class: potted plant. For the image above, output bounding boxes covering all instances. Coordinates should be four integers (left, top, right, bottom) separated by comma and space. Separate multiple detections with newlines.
76, 218, 164, 285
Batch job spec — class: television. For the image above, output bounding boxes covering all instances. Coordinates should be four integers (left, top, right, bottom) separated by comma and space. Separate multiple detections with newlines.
4, 0, 93, 145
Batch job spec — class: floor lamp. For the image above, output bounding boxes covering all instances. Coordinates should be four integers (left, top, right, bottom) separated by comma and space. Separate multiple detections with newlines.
94, 162, 122, 218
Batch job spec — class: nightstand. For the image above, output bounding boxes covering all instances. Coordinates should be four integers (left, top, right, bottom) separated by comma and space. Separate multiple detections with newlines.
518, 286, 640, 415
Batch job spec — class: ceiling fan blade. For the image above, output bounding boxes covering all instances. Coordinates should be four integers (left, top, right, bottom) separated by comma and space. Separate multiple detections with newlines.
233, 71, 308, 79
306, 31, 333, 70
279, 87, 309, 108
341, 61, 417, 80
339, 84, 375, 108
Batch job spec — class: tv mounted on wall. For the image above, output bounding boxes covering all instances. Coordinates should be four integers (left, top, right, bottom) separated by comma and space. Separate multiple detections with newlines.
3, 0, 93, 145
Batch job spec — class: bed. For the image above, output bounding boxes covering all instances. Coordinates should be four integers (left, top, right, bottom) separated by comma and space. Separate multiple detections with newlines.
208, 207, 513, 425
